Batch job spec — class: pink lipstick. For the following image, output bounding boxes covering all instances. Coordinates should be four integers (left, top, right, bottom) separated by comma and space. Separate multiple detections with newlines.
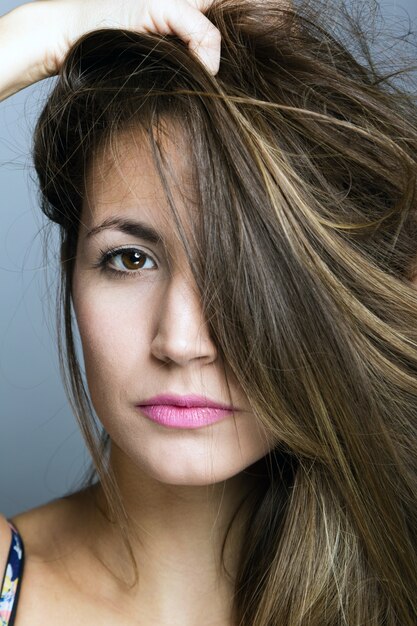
136, 394, 237, 429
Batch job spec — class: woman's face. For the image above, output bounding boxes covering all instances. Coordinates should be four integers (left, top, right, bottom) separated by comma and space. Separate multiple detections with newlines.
72, 126, 273, 486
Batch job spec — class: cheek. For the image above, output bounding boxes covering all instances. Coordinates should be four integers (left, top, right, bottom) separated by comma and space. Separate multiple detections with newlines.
71, 277, 152, 400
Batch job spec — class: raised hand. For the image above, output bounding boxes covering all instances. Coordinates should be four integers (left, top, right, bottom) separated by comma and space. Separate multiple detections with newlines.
0, 0, 221, 102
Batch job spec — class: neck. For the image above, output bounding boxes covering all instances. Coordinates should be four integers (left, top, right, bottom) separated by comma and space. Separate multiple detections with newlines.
79, 444, 264, 625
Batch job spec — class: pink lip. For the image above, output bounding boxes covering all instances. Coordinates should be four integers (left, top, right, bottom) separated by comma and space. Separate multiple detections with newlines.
136, 394, 238, 429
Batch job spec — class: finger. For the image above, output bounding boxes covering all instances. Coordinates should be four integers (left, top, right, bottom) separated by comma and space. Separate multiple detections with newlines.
163, 0, 221, 75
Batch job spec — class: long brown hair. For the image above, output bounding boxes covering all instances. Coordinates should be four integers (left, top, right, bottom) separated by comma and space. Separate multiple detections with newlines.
32, 0, 417, 623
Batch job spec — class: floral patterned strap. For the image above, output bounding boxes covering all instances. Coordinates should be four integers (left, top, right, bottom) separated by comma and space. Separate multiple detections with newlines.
0, 522, 24, 626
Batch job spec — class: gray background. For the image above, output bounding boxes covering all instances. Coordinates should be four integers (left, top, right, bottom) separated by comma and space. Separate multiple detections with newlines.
1, 0, 416, 518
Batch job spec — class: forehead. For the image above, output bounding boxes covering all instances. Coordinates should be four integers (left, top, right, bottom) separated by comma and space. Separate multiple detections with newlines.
82, 120, 197, 233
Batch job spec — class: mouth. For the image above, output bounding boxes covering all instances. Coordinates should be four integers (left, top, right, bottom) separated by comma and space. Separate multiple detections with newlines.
136, 393, 238, 429
136, 404, 235, 429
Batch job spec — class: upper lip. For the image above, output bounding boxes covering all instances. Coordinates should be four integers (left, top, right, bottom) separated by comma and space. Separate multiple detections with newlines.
137, 393, 237, 410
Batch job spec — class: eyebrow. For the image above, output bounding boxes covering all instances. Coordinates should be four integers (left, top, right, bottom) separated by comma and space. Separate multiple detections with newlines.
85, 217, 163, 244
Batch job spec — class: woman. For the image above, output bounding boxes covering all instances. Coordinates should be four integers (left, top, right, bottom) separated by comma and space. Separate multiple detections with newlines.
0, 0, 416, 624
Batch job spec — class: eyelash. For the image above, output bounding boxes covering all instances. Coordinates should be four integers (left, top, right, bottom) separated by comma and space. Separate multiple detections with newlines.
95, 246, 158, 280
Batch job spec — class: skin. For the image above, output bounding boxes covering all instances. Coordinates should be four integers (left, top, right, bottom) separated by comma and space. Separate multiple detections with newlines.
1, 1, 414, 624
7, 126, 274, 626
0, 2, 274, 623
74, 125, 273, 488
70, 125, 274, 621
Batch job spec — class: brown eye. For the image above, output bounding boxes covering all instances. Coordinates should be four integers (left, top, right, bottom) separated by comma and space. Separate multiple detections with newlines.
120, 250, 146, 270
107, 248, 156, 273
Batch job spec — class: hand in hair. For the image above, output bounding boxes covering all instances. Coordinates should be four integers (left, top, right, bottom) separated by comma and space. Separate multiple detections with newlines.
0, 0, 221, 102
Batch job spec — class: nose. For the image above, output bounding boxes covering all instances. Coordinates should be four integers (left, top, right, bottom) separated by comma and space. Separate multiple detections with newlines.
150, 269, 218, 367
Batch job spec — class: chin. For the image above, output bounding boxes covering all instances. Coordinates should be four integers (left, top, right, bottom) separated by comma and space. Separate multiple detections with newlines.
105, 415, 273, 488
148, 468, 234, 487
130, 448, 268, 488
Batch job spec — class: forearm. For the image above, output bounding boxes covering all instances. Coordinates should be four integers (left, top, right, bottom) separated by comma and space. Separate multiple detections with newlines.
0, 2, 59, 103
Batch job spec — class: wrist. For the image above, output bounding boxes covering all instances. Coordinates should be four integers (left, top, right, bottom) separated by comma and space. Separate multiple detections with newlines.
0, 1, 72, 102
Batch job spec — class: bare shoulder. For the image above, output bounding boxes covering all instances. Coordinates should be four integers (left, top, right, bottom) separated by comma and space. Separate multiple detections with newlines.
0, 512, 13, 582
8, 486, 95, 560
3, 488, 100, 626
4, 487, 139, 625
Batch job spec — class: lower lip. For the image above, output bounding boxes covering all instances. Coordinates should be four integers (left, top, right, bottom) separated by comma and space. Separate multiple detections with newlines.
136, 405, 234, 429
